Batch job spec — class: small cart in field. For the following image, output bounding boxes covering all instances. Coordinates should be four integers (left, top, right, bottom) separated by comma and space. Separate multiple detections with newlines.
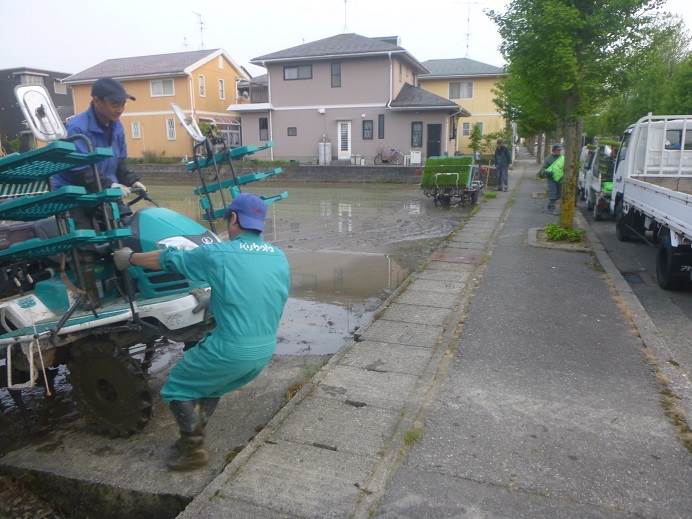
421, 156, 483, 207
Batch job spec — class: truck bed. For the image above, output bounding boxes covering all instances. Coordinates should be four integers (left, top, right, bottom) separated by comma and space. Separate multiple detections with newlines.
624, 176, 692, 242
635, 176, 692, 195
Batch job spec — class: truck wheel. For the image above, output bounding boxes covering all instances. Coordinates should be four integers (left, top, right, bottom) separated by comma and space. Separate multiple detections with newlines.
615, 202, 631, 242
656, 231, 688, 291
68, 339, 152, 437
593, 200, 603, 221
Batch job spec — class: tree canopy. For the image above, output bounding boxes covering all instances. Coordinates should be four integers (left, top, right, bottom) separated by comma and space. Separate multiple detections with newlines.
489, 0, 665, 227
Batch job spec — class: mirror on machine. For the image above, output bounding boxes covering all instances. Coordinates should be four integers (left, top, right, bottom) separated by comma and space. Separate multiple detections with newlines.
14, 85, 67, 142
171, 103, 205, 143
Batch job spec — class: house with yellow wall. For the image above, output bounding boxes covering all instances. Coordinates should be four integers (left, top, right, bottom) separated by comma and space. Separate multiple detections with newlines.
418, 58, 506, 154
63, 49, 249, 158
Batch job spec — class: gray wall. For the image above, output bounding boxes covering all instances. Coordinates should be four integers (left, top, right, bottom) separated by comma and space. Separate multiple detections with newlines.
267, 57, 390, 106
241, 107, 455, 163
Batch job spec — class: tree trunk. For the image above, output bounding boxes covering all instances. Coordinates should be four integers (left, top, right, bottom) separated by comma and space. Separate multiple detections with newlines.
560, 110, 582, 229
536, 134, 544, 164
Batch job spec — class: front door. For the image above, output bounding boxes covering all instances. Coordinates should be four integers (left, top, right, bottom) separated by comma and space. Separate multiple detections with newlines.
338, 121, 351, 160
427, 124, 442, 158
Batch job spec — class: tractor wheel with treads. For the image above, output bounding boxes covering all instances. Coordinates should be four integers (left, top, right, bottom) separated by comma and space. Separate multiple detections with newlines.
68, 339, 152, 437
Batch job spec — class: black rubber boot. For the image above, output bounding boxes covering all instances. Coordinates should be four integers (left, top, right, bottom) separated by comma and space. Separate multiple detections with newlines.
167, 400, 209, 471
199, 397, 220, 430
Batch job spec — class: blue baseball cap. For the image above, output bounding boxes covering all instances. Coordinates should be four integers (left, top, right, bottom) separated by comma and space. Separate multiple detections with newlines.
225, 193, 267, 232
92, 78, 136, 103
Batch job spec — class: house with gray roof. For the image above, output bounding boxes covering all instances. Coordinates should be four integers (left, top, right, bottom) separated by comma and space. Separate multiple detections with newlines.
63, 49, 248, 158
228, 33, 468, 164
418, 58, 507, 154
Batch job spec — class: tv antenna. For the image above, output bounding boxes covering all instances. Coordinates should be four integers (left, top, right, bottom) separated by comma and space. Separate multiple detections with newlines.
458, 1, 481, 57
343, 0, 348, 33
192, 11, 205, 49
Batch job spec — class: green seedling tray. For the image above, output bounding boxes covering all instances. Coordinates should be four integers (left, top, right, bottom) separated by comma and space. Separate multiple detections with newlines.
0, 180, 50, 199
194, 168, 283, 196
0, 142, 113, 183
186, 142, 274, 171
0, 227, 132, 263
0, 186, 123, 221
420, 157, 474, 189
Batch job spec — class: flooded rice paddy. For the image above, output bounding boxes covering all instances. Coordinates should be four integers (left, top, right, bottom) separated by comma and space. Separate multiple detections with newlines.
0, 181, 470, 458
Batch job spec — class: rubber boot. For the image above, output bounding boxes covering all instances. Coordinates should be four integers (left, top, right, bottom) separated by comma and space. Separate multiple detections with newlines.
167, 400, 209, 471
199, 397, 220, 430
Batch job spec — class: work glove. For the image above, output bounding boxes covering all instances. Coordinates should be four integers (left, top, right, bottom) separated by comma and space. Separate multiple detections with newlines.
112, 183, 131, 197
113, 247, 134, 271
131, 181, 147, 192
190, 288, 211, 314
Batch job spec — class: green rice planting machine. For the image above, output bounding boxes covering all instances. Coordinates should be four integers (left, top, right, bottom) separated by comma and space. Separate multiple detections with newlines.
420, 156, 484, 207
0, 85, 286, 436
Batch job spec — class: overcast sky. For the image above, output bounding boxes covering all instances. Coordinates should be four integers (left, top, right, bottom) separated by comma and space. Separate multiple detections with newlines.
1, 0, 690, 76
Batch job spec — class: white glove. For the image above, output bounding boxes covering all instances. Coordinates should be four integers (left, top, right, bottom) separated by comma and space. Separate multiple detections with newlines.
112, 183, 131, 197
132, 181, 147, 192
113, 247, 134, 271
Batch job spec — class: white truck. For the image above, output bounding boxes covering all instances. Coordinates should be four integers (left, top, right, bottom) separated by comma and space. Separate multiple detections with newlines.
585, 141, 618, 221
611, 114, 692, 290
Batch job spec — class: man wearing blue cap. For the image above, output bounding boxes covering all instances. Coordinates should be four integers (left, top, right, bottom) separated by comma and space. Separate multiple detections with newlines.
113, 193, 290, 470
52, 77, 146, 195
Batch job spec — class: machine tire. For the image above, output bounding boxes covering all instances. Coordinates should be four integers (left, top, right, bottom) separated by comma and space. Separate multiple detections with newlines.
68, 339, 152, 437
656, 231, 688, 291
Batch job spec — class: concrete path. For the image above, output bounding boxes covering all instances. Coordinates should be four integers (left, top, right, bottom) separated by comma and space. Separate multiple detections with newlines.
177, 153, 692, 518
176, 173, 513, 518
376, 161, 692, 517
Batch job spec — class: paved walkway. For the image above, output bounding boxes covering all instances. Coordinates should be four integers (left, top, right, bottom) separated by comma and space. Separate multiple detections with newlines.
178, 152, 692, 518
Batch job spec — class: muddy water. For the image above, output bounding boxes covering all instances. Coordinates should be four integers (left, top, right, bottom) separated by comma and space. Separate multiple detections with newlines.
0, 183, 468, 454
256, 183, 469, 354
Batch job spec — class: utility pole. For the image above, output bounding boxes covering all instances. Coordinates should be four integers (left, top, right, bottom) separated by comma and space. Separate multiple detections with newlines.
343, 0, 348, 33
192, 11, 205, 49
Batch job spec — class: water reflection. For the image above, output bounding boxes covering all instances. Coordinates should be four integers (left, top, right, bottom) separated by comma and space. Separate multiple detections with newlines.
337, 203, 353, 233
286, 250, 408, 301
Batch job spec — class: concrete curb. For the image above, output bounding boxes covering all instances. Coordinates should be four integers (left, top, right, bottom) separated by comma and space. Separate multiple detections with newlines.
577, 209, 692, 432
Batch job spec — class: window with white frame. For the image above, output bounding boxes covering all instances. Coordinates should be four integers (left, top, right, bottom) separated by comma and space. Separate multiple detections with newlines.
449, 80, 473, 99
218, 79, 225, 100
462, 122, 471, 136
166, 118, 176, 140
218, 55, 224, 68
150, 79, 175, 96
131, 121, 142, 139
199, 75, 206, 97
53, 80, 67, 95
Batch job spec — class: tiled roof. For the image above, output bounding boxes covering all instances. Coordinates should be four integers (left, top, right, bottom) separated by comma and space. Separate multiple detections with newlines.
419, 58, 505, 78
252, 33, 404, 62
64, 49, 221, 83
389, 84, 462, 112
